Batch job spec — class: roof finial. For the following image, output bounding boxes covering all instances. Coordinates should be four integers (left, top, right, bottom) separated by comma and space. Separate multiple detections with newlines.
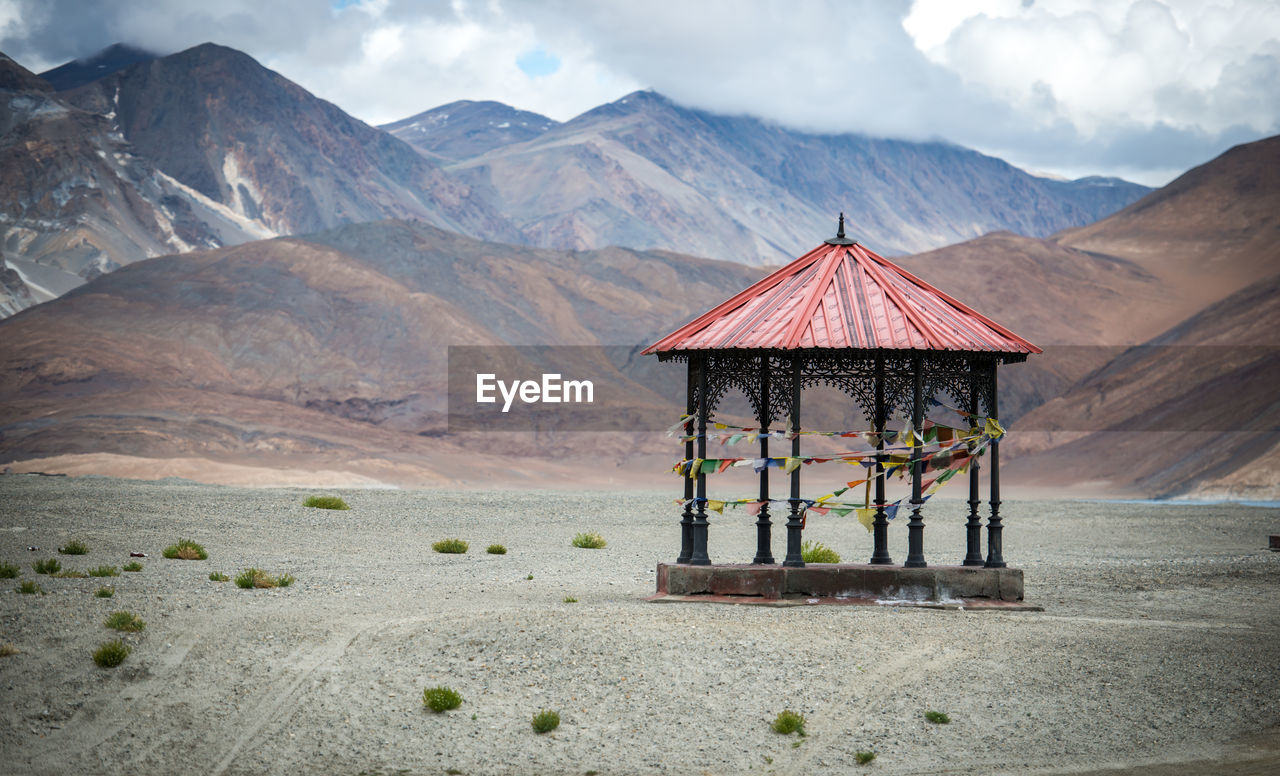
824, 212, 856, 245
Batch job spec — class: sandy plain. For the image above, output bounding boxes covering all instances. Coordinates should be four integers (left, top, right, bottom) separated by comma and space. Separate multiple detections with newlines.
0, 474, 1277, 776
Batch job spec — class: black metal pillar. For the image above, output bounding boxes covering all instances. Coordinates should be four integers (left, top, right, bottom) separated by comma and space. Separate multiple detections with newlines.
904, 354, 927, 568
783, 358, 805, 567
985, 364, 1006, 568
690, 354, 712, 565
677, 358, 695, 564
869, 355, 893, 564
963, 358, 984, 566
753, 357, 775, 564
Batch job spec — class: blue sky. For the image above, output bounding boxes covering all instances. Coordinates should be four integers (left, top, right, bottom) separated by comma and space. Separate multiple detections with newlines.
3, 0, 1277, 186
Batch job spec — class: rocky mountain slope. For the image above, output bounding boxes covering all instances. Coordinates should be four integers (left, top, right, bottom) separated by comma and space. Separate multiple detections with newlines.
0, 52, 248, 316
0, 221, 761, 482
1007, 272, 1279, 498
62, 44, 518, 241
440, 90, 1150, 263
37, 43, 157, 92
1055, 134, 1280, 310
382, 100, 559, 162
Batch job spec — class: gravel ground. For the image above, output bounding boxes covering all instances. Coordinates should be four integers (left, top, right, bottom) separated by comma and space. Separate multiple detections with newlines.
1, 474, 1277, 776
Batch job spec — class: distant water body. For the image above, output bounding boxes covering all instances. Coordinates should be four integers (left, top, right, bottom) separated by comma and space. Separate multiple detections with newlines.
1087, 498, 1280, 508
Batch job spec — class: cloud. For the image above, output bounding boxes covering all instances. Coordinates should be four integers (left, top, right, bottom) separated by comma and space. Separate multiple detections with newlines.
1, 0, 1276, 185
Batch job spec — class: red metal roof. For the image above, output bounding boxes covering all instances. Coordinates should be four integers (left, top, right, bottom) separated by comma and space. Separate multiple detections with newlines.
643, 237, 1041, 355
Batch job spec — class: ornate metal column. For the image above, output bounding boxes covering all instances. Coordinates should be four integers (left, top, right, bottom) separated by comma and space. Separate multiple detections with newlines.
690, 353, 712, 565
677, 358, 695, 564
783, 357, 805, 567
752, 357, 775, 564
869, 354, 893, 564
985, 363, 1006, 568
963, 358, 984, 566
904, 353, 927, 568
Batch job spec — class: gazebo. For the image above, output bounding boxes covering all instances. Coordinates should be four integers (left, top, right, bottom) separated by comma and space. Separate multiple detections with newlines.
644, 216, 1042, 605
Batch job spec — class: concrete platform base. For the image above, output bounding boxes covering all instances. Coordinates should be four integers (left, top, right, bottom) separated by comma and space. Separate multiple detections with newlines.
654, 562, 1030, 608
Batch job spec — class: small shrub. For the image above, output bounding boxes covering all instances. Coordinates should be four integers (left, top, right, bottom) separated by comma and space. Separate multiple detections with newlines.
526, 573, 533, 580
32, 558, 61, 574
423, 686, 463, 712
924, 710, 951, 724
800, 540, 840, 564
234, 568, 294, 589
531, 709, 560, 734
58, 540, 89, 555
772, 710, 807, 736
17, 580, 42, 595
563, 596, 578, 603
856, 751, 877, 765
95, 586, 115, 598
303, 495, 349, 510
432, 538, 469, 554
88, 565, 120, 577
209, 572, 229, 582
54, 570, 87, 578
571, 532, 606, 549
162, 539, 208, 560
104, 611, 145, 632
0, 562, 20, 578
122, 561, 143, 572
93, 639, 131, 668
0, 643, 17, 657
486, 544, 507, 555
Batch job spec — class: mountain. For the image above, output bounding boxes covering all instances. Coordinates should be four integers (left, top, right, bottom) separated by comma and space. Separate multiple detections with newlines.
37, 43, 158, 91
382, 100, 559, 161
1007, 272, 1280, 498
437, 90, 1151, 263
61, 43, 518, 241
0, 220, 761, 483
0, 51, 250, 316
1055, 134, 1280, 310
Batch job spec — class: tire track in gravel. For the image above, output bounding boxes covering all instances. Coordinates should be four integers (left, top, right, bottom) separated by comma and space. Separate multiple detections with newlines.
18, 629, 201, 774
776, 645, 957, 776
208, 615, 430, 776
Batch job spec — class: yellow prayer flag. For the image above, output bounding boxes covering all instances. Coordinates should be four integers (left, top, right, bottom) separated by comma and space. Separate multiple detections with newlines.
707, 500, 726, 514
856, 508, 875, 533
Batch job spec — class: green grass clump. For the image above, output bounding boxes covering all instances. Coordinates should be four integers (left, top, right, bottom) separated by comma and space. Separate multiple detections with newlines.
563, 596, 578, 603
800, 540, 841, 564
571, 532, 606, 549
58, 540, 89, 555
162, 539, 208, 560
32, 558, 61, 574
0, 643, 17, 657
924, 710, 951, 724
0, 562, 21, 578
486, 544, 507, 555
93, 639, 131, 668
234, 568, 293, 589
303, 495, 349, 510
95, 586, 115, 598
54, 570, 87, 578
208, 572, 229, 582
104, 611, 145, 632
122, 561, 143, 572
531, 709, 560, 734
856, 751, 877, 765
432, 538, 469, 554
17, 580, 42, 595
422, 686, 463, 713
771, 710, 807, 736
88, 565, 119, 577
